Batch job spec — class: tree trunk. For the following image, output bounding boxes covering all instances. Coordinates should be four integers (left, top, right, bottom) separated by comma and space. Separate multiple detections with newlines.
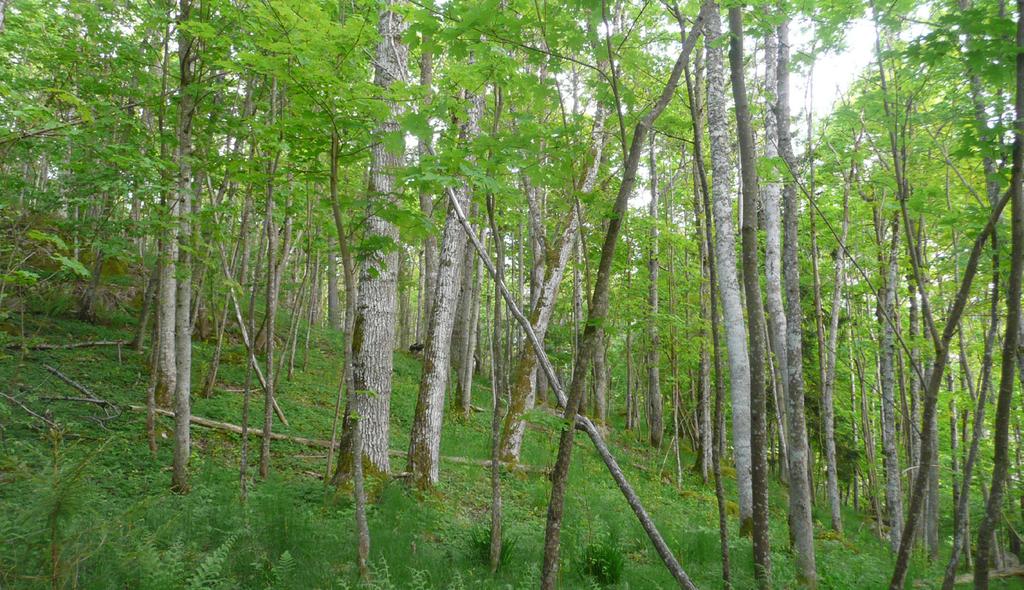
407, 88, 482, 487
418, 40, 437, 339
776, 19, 817, 586
820, 147, 854, 533
171, 0, 197, 494
347, 3, 408, 476
685, 52, 731, 583
497, 108, 605, 461
259, 78, 281, 481
647, 132, 663, 449
878, 214, 903, 551
974, 6, 1023, 584
728, 6, 771, 583
486, 194, 508, 574
327, 253, 342, 330
539, 7, 709, 585
761, 27, 790, 475
706, 2, 753, 533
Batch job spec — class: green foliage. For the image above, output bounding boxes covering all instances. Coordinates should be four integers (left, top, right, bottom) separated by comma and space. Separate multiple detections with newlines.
577, 533, 625, 585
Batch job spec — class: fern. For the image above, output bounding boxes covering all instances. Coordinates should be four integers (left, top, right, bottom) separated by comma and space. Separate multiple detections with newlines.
268, 550, 296, 589
187, 533, 238, 590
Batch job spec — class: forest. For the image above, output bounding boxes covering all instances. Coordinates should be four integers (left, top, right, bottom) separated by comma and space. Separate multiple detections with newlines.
0, 0, 1023, 588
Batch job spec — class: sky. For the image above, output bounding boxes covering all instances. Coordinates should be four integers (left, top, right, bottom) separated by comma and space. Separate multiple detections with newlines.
792, 17, 878, 119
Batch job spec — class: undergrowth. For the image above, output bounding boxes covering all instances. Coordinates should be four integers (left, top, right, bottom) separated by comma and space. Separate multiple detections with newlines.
0, 313, 1007, 588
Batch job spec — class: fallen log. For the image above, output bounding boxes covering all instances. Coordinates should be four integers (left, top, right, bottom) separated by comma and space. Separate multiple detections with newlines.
132, 406, 545, 474
214, 384, 289, 427
130, 405, 332, 448
6, 340, 129, 351
45, 364, 107, 402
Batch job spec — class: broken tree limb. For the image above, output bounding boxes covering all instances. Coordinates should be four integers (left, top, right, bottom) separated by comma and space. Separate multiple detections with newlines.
213, 241, 289, 428
130, 406, 545, 474
131, 405, 326, 448
1, 391, 58, 428
44, 364, 104, 400
5, 340, 128, 351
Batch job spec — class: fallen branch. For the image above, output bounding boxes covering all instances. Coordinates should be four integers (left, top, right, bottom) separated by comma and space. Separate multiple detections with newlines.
132, 406, 545, 473
41, 396, 117, 407
5, 340, 128, 351
131, 405, 331, 448
1, 391, 58, 428
44, 365, 105, 401
215, 384, 289, 426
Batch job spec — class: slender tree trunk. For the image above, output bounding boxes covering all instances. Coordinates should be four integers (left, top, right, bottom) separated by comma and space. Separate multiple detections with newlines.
820, 149, 854, 533
133, 262, 159, 351
171, 0, 197, 493
539, 8, 709, 585
878, 214, 903, 551
776, 20, 817, 586
497, 107, 604, 461
974, 7, 1024, 585
407, 88, 483, 487
761, 26, 790, 474
647, 132, 663, 449
728, 7, 771, 583
486, 194, 507, 574
259, 78, 281, 481
327, 253, 342, 330
706, 2, 753, 533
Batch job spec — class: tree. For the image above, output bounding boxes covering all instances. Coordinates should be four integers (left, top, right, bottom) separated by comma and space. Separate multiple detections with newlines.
349, 0, 408, 475
705, 0, 753, 535
407, 86, 484, 488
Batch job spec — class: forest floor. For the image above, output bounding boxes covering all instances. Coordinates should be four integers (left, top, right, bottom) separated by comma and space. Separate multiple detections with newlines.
0, 310, 1012, 589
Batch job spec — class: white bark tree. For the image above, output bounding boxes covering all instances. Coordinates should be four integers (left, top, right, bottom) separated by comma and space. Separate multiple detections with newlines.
171, 0, 197, 493
407, 88, 484, 488
705, 3, 753, 532
776, 19, 818, 585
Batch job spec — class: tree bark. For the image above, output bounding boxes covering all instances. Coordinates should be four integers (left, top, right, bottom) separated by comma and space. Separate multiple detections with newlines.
348, 2, 408, 476
685, 52, 731, 585
728, 6, 772, 583
974, 5, 1024, 585
706, 1, 753, 533
761, 26, 790, 474
647, 132, 663, 449
407, 87, 483, 488
171, 0, 197, 494
776, 19, 817, 586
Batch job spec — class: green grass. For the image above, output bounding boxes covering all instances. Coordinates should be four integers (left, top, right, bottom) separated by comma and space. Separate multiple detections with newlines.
0, 312, 1013, 589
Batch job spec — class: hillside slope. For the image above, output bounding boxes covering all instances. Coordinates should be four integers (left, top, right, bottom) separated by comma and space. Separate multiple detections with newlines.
0, 314, 1005, 589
